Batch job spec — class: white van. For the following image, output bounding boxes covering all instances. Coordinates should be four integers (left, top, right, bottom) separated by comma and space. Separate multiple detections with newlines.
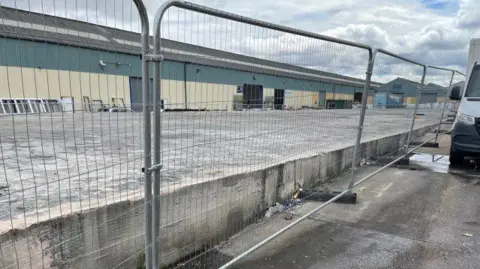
449, 39, 480, 165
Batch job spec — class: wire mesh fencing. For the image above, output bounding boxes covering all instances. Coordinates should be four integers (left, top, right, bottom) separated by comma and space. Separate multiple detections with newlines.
0, 0, 469, 269
0, 0, 150, 268
148, 2, 378, 268
354, 49, 428, 168
443, 71, 467, 127
420, 66, 458, 147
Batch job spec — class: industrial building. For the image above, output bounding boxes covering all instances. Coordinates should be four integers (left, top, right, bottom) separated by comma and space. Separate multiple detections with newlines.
0, 7, 447, 114
375, 77, 450, 105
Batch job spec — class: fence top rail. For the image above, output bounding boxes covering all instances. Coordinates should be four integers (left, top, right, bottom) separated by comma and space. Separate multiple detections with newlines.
427, 65, 456, 73
455, 70, 467, 76
376, 48, 426, 68
428, 66, 466, 78
133, 0, 150, 51
153, 0, 372, 53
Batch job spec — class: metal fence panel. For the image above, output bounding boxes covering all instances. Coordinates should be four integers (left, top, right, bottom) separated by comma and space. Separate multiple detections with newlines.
0, 1, 466, 268
356, 49, 428, 168
422, 66, 456, 146
150, 2, 375, 268
0, 1, 150, 268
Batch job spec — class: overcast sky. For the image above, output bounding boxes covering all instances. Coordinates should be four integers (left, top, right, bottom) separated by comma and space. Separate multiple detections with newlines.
1, 0, 478, 83
162, 0, 476, 74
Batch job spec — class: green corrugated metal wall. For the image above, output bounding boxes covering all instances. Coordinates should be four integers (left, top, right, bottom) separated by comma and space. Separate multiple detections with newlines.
0, 37, 364, 94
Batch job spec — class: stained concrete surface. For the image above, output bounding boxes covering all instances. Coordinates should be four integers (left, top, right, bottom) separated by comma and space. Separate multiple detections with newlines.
0, 108, 440, 223
198, 134, 480, 269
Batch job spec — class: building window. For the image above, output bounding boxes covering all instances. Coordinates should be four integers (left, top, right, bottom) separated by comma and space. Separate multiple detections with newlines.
42, 99, 62, 112
1, 98, 65, 114
30, 99, 44, 113
1, 100, 15, 114
16, 100, 31, 113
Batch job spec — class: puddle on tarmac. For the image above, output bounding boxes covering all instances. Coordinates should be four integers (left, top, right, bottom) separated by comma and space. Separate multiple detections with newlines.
409, 153, 480, 179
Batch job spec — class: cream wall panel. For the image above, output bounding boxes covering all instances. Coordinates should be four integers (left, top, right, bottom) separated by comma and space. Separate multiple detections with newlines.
284, 90, 296, 109
161, 79, 185, 109
17, 68, 34, 98
201, 83, 235, 111
0, 67, 8, 96
208, 83, 231, 110
0, 67, 130, 109
295, 91, 304, 108
437, 97, 446, 103
185, 81, 204, 109
85, 73, 100, 100
58, 70, 72, 97
46, 69, 61, 98
98, 74, 108, 102
263, 88, 274, 98
1, 67, 24, 98
18, 68, 34, 98
34, 69, 51, 98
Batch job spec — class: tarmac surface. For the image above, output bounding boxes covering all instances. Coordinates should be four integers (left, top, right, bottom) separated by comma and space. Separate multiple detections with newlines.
0, 108, 440, 221
198, 134, 480, 269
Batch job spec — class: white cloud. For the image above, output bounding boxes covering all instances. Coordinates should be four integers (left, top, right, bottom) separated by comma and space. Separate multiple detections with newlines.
0, 0, 476, 83
457, 0, 480, 28
322, 24, 393, 50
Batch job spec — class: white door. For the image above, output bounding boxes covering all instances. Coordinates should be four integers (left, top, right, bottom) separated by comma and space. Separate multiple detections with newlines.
61, 97, 74, 112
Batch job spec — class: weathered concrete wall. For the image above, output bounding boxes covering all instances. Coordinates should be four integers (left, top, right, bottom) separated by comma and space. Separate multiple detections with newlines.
0, 125, 434, 269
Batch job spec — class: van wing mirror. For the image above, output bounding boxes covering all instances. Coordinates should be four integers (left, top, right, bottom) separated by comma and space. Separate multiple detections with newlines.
450, 86, 462, 101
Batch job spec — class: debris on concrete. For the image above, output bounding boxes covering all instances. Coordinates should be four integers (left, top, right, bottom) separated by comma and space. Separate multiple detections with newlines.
265, 203, 285, 218
0, 185, 8, 196
462, 233, 473, 237
293, 188, 303, 199
284, 212, 294, 220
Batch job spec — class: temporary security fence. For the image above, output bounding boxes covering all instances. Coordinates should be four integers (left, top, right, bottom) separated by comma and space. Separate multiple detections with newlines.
147, 1, 456, 269
0, 0, 151, 268
423, 66, 465, 147
0, 0, 467, 269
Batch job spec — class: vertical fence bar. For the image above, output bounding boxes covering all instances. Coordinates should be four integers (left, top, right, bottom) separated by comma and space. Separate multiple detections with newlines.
404, 66, 426, 153
430, 69, 466, 146
348, 49, 376, 189
152, 13, 164, 269
433, 68, 455, 144
132, 0, 152, 268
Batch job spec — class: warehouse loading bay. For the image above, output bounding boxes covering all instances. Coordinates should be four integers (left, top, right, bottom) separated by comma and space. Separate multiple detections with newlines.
179, 129, 480, 269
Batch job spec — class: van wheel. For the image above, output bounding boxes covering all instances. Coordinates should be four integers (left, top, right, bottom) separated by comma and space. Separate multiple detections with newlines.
449, 148, 464, 166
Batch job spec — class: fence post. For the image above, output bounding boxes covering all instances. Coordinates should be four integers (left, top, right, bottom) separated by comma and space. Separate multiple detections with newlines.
152, 13, 165, 269
348, 49, 377, 189
434, 70, 455, 145
404, 66, 427, 154
132, 0, 152, 268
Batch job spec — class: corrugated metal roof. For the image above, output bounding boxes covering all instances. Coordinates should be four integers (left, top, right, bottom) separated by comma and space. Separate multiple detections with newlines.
0, 6, 382, 88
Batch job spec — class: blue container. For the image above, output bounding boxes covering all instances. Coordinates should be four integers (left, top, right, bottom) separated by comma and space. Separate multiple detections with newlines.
374, 93, 404, 108
387, 94, 404, 108
374, 93, 387, 108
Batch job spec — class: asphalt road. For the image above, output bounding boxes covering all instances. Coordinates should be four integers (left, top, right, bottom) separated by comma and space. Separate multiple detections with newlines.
211, 134, 480, 269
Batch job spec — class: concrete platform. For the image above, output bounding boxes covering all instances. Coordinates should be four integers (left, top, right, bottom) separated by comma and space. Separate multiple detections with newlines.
207, 134, 480, 269
0, 108, 440, 221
